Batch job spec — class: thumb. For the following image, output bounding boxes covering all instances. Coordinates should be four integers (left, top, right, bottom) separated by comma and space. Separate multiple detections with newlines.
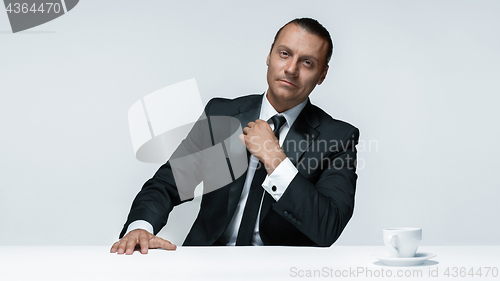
149, 236, 177, 251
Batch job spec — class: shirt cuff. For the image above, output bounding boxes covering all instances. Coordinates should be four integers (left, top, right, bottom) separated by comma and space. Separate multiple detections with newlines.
262, 157, 298, 201
125, 220, 154, 235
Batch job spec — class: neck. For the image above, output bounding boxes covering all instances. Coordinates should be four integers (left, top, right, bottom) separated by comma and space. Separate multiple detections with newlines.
266, 92, 305, 113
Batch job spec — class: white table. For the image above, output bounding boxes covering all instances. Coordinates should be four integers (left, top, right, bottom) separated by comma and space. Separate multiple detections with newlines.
1, 246, 498, 280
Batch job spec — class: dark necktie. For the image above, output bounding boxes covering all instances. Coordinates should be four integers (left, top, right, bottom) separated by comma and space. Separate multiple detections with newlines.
236, 115, 287, 246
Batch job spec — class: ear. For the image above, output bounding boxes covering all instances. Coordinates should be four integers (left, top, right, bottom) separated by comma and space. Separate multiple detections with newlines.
317, 65, 329, 85
266, 53, 270, 66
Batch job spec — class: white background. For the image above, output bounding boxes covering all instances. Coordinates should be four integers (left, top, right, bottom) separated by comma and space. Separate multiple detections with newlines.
1, 0, 499, 246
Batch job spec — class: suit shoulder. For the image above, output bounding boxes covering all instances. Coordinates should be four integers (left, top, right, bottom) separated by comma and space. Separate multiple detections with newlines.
205, 94, 262, 115
310, 103, 359, 137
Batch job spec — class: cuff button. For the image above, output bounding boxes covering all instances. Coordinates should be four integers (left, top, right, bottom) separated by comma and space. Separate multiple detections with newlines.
272, 185, 277, 192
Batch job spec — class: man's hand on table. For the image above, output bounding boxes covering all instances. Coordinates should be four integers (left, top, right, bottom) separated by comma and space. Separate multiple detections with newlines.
110, 229, 176, 255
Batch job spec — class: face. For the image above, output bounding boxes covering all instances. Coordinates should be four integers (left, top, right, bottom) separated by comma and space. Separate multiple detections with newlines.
266, 23, 329, 113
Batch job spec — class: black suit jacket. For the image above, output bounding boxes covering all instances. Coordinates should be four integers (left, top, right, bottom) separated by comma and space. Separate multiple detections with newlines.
120, 94, 359, 247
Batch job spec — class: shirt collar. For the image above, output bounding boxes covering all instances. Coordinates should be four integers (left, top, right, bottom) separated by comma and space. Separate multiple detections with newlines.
259, 92, 308, 128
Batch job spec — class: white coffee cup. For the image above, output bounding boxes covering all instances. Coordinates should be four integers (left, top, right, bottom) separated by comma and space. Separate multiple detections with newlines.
383, 228, 422, 258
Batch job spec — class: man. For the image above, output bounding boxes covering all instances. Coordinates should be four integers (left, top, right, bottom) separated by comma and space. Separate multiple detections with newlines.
111, 18, 359, 255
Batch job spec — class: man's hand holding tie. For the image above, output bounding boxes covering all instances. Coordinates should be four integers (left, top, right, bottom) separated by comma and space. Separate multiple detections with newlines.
240, 118, 287, 175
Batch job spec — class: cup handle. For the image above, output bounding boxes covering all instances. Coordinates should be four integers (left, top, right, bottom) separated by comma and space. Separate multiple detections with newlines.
388, 234, 399, 254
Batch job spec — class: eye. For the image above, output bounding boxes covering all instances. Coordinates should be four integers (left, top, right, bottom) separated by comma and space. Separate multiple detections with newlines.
303, 60, 313, 67
280, 51, 289, 57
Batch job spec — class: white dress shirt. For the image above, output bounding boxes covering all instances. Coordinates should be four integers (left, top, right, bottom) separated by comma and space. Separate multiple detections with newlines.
126, 93, 306, 246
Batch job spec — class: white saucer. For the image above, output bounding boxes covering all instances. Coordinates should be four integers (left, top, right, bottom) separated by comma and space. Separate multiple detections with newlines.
373, 252, 437, 266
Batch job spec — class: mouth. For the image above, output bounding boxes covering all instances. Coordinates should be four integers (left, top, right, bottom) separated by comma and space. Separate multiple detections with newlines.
278, 79, 297, 87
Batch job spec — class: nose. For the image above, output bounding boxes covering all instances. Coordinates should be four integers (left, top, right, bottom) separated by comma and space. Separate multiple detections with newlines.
284, 59, 299, 77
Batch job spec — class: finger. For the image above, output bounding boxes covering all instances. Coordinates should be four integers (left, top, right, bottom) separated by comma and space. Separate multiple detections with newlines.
149, 236, 177, 251
247, 121, 255, 128
139, 233, 149, 254
261, 120, 272, 129
125, 237, 138, 255
238, 134, 245, 145
110, 241, 120, 253
117, 239, 128, 255
242, 127, 249, 135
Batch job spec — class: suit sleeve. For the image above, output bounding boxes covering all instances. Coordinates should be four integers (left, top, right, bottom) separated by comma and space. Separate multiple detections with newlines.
119, 100, 214, 238
271, 126, 360, 246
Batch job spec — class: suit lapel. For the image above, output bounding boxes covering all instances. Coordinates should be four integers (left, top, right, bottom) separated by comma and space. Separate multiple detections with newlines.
225, 95, 262, 222
223, 97, 321, 226
283, 100, 320, 166
259, 100, 321, 222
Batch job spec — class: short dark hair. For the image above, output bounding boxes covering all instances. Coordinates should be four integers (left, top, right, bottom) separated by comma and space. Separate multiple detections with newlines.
270, 18, 333, 65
